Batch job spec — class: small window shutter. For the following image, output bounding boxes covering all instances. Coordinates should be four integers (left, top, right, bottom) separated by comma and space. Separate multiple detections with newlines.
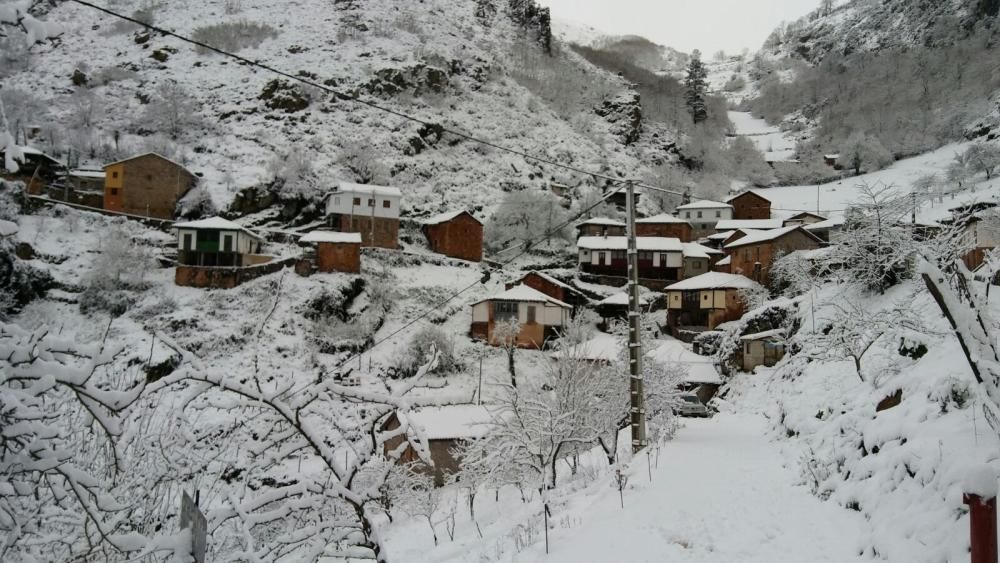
183, 233, 192, 250
653, 252, 661, 267
223, 235, 233, 252
527, 306, 536, 324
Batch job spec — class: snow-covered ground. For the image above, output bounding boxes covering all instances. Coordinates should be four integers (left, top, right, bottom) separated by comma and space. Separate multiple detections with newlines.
728, 111, 797, 163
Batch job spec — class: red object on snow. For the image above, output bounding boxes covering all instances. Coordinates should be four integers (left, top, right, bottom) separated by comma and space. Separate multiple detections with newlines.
964, 493, 998, 563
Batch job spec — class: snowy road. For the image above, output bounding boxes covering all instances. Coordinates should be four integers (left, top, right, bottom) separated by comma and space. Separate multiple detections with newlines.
534, 413, 867, 563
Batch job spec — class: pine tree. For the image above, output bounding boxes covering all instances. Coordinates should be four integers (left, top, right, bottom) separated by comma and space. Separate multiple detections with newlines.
684, 50, 708, 124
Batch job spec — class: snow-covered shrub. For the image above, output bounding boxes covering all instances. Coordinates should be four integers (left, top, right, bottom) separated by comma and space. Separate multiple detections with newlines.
390, 325, 459, 378
722, 74, 746, 92
0, 187, 52, 317
191, 20, 278, 54
176, 184, 216, 219
140, 81, 202, 140
484, 190, 571, 253
714, 298, 799, 375
339, 143, 388, 185
268, 144, 322, 198
79, 225, 153, 316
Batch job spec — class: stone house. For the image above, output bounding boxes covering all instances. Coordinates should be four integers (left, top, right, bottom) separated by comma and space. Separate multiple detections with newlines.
381, 405, 493, 486
173, 216, 270, 288
103, 153, 195, 219
299, 231, 362, 274
507, 271, 588, 310
636, 214, 693, 241
470, 284, 572, 349
575, 218, 626, 238
739, 329, 787, 372
421, 210, 483, 262
664, 272, 761, 338
675, 200, 734, 238
324, 181, 401, 249
726, 191, 772, 220
724, 226, 823, 286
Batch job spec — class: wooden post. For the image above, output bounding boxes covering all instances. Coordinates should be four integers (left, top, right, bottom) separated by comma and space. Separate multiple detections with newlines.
964, 493, 998, 563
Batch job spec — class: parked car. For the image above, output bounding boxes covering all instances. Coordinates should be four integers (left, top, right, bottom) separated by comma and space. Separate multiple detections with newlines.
676, 394, 710, 418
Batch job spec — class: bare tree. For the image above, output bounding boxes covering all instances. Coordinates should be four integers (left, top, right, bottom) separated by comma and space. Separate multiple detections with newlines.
964, 142, 1000, 181
142, 80, 202, 140
493, 317, 522, 387
339, 143, 388, 185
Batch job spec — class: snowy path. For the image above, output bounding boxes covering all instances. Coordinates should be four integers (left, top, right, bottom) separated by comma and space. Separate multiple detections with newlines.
533, 414, 867, 562
728, 111, 797, 162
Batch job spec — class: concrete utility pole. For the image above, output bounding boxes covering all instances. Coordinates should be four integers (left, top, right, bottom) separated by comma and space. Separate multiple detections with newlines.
625, 180, 647, 453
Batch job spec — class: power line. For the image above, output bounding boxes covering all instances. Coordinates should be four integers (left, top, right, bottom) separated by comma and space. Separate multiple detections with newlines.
68, 0, 685, 198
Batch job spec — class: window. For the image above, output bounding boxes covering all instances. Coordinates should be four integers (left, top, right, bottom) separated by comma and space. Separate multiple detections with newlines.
693, 260, 701, 270
182, 233, 193, 250
526, 306, 536, 324
334, 196, 341, 206
639, 251, 652, 260
353, 197, 361, 206
702, 224, 708, 230
715, 210, 721, 218
110, 188, 118, 196
382, 200, 391, 208
222, 235, 233, 252
494, 301, 518, 321
612, 250, 626, 260
702, 293, 709, 300
112, 171, 118, 179
685, 212, 691, 218
147, 174, 153, 181
697, 211, 703, 218
368, 198, 374, 207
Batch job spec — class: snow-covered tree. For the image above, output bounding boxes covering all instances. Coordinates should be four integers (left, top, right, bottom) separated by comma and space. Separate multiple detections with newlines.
339, 143, 388, 185
964, 141, 1000, 181
684, 50, 709, 124
727, 136, 776, 187
141, 80, 202, 140
839, 132, 893, 175
492, 317, 522, 387
79, 224, 154, 316
484, 190, 570, 253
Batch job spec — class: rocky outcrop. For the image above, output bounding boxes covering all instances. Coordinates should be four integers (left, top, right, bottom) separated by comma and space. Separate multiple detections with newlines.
359, 64, 450, 98
259, 79, 311, 113
595, 92, 642, 146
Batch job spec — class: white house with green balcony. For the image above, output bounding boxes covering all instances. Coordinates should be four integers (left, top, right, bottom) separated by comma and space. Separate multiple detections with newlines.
173, 216, 264, 267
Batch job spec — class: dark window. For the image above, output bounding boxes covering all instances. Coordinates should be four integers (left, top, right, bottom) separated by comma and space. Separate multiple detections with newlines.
199, 230, 219, 243
382, 200, 391, 208
612, 250, 626, 259
715, 210, 721, 218
494, 301, 518, 322
110, 188, 118, 196
368, 198, 374, 207
697, 211, 703, 218
223, 235, 233, 252
353, 197, 361, 206
526, 306, 536, 324
639, 251, 652, 260
182, 233, 193, 250
112, 171, 118, 179
147, 174, 153, 181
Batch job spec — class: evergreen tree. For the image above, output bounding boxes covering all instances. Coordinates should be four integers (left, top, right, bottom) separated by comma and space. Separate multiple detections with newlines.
684, 50, 708, 124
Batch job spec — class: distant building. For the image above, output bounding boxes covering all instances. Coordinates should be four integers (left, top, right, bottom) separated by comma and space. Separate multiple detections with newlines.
381, 405, 493, 486
421, 210, 483, 262
551, 334, 621, 364
664, 272, 761, 338
299, 231, 362, 274
173, 216, 271, 288
636, 214, 693, 241
594, 291, 651, 325
724, 226, 823, 286
714, 218, 784, 232
712, 255, 732, 273
103, 153, 195, 219
577, 236, 684, 282
675, 200, 734, 238
325, 181, 401, 249
782, 212, 827, 227
0, 147, 65, 195
507, 271, 588, 310
726, 191, 771, 220
824, 154, 841, 168
739, 329, 787, 372
575, 218, 626, 238
803, 216, 844, 243
470, 284, 572, 349
943, 204, 1000, 270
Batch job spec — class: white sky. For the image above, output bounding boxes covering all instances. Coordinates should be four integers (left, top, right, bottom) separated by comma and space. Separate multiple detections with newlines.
537, 0, 820, 54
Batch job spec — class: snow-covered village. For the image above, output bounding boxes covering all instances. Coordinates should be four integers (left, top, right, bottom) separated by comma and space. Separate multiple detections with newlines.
4, 0, 1000, 561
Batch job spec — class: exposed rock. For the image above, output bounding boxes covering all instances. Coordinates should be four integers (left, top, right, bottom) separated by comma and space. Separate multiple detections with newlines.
360, 64, 450, 98
259, 79, 311, 113
71, 68, 87, 87
595, 91, 642, 146
876, 390, 903, 412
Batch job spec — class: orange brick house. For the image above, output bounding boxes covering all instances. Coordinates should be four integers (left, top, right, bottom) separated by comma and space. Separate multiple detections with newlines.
421, 210, 483, 262
575, 218, 626, 238
507, 271, 588, 310
726, 191, 772, 220
636, 214, 694, 241
470, 284, 572, 349
724, 226, 823, 286
299, 231, 362, 273
103, 153, 195, 219
665, 272, 761, 337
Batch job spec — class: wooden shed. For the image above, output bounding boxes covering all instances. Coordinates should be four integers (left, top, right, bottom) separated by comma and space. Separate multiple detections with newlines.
739, 329, 787, 372
381, 405, 494, 486
726, 191, 772, 221
421, 210, 483, 262
300, 231, 362, 273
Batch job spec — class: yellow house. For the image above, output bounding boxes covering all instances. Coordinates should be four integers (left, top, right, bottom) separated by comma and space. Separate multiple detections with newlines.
103, 153, 194, 219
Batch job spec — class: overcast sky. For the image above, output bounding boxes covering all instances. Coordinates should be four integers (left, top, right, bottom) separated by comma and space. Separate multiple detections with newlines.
537, 0, 820, 54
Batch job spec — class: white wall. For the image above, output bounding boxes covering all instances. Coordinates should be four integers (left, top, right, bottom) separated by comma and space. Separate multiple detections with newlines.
326, 188, 400, 219
472, 302, 489, 323
176, 228, 257, 254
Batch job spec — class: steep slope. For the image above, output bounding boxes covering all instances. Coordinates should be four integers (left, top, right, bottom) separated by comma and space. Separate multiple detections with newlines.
3, 0, 681, 221
762, 0, 995, 64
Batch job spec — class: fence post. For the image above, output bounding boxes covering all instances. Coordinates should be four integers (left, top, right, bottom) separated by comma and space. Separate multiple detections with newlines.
965, 465, 998, 563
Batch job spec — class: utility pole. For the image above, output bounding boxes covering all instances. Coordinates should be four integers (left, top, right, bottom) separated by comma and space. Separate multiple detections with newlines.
911, 192, 917, 225
625, 180, 646, 453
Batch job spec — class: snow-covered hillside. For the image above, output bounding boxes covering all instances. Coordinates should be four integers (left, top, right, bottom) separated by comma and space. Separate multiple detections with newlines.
4, 0, 681, 218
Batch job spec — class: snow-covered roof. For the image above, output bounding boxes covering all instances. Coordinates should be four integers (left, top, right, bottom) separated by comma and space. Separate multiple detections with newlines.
665, 272, 760, 291
403, 405, 494, 440
824, 153, 841, 159
104, 152, 191, 174
597, 292, 650, 306
715, 219, 784, 231
636, 214, 689, 224
706, 230, 735, 240
521, 271, 581, 294
647, 340, 722, 385
473, 284, 572, 308
577, 236, 683, 252
421, 209, 479, 225
68, 169, 106, 179
725, 226, 815, 249
682, 242, 721, 259
784, 211, 827, 222
576, 217, 626, 228
716, 255, 731, 266
725, 191, 770, 204
676, 199, 733, 210
300, 231, 362, 244
173, 216, 263, 240
333, 181, 402, 198
805, 216, 846, 231
3, 146, 63, 165
740, 328, 786, 341
551, 334, 620, 362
